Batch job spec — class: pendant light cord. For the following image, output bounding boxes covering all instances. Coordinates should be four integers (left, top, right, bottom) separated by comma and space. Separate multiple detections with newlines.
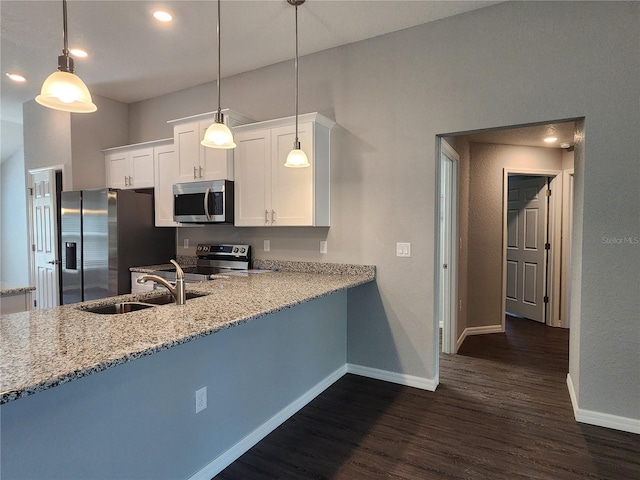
62, 0, 69, 55
294, 2, 299, 144
217, 0, 222, 118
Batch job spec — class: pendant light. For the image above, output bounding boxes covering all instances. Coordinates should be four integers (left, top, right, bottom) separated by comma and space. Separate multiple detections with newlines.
36, 0, 97, 113
284, 0, 310, 168
201, 0, 236, 149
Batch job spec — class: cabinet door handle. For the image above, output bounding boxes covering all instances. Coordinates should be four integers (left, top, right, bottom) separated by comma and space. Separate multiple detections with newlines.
128, 176, 133, 185
265, 210, 269, 224
193, 166, 197, 179
199, 166, 204, 178
272, 210, 276, 224
124, 176, 128, 186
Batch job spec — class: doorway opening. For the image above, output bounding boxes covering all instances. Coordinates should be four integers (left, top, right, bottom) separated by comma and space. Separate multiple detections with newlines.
28, 167, 63, 310
435, 119, 580, 359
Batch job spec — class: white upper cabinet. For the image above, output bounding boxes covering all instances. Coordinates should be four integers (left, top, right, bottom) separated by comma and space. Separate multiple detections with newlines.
233, 113, 334, 227
104, 144, 155, 189
152, 140, 179, 227
168, 109, 253, 183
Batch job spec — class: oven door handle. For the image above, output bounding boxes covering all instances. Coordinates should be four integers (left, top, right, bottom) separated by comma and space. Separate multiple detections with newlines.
204, 187, 212, 221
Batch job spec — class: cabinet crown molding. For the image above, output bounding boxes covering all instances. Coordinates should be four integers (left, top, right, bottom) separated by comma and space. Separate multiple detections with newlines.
234, 112, 335, 132
167, 109, 254, 127
101, 138, 172, 154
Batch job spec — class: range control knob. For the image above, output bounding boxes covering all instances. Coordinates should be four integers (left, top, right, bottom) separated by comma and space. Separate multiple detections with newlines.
202, 246, 209, 252
233, 247, 239, 253
240, 248, 246, 253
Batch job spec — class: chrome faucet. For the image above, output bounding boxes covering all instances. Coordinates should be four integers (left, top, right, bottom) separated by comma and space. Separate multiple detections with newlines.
136, 259, 186, 305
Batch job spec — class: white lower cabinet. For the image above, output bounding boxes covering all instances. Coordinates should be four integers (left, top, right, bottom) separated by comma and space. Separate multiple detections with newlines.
234, 113, 334, 227
0, 291, 32, 314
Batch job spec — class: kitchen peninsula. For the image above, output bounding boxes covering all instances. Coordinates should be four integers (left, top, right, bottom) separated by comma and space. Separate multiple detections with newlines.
0, 262, 374, 480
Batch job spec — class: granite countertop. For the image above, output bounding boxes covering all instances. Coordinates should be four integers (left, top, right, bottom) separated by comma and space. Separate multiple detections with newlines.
0, 282, 36, 296
0, 261, 375, 405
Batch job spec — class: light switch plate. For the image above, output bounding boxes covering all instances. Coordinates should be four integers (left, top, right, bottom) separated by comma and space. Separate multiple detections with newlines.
320, 241, 328, 254
396, 242, 411, 257
264, 239, 270, 252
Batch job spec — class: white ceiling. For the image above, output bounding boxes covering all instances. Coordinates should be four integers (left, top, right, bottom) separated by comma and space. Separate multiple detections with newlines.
1, 0, 502, 127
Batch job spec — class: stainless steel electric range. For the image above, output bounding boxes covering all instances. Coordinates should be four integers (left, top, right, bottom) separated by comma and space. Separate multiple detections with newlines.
155, 244, 251, 283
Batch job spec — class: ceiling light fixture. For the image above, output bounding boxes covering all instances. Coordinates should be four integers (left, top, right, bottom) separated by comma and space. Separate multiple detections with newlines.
284, 0, 310, 168
201, 0, 235, 149
153, 10, 173, 23
6, 72, 27, 83
35, 0, 96, 113
544, 136, 558, 143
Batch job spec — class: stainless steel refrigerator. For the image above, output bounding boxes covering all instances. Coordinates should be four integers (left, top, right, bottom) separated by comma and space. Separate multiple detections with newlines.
60, 189, 175, 304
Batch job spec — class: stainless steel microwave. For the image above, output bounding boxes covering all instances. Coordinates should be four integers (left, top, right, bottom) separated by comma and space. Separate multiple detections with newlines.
173, 180, 234, 224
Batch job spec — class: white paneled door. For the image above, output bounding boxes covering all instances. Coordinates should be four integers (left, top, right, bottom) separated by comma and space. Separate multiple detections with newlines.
30, 169, 60, 309
506, 176, 549, 323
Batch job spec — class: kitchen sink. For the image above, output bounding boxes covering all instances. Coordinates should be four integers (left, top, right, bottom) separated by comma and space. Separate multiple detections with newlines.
81, 292, 208, 315
82, 302, 157, 315
141, 292, 209, 305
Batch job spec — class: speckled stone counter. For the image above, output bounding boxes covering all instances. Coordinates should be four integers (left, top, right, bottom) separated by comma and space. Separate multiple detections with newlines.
0, 263, 374, 405
0, 282, 36, 296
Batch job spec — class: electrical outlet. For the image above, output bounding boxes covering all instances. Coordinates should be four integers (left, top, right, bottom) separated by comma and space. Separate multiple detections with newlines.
320, 241, 328, 254
183, 238, 189, 249
396, 242, 411, 257
264, 239, 270, 252
195, 386, 207, 413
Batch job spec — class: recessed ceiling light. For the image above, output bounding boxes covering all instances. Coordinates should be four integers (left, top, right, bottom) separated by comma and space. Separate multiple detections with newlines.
69, 48, 88, 58
153, 10, 173, 22
5, 72, 27, 83
544, 136, 558, 143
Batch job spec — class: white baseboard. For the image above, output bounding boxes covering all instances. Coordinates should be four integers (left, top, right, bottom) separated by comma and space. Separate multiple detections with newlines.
188, 365, 348, 480
347, 363, 438, 391
567, 374, 640, 434
456, 324, 503, 351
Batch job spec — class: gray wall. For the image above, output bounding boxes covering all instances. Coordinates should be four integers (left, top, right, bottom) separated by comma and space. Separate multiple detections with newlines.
70, 95, 129, 190
1, 292, 347, 479
127, 2, 639, 420
0, 148, 29, 285
23, 94, 127, 191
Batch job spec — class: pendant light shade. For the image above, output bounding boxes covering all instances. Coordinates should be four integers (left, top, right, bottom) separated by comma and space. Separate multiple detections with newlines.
36, 0, 96, 113
202, 112, 236, 149
285, 144, 310, 168
284, 0, 309, 168
201, 0, 235, 149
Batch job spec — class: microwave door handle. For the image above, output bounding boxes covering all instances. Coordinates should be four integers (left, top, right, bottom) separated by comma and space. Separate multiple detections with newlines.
204, 187, 212, 221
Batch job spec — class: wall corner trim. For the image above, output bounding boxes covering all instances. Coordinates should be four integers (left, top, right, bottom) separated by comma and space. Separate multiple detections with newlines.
188, 365, 348, 480
347, 364, 439, 391
457, 324, 503, 351
567, 374, 640, 435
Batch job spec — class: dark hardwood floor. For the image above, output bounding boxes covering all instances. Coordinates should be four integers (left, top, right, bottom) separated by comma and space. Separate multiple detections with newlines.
216, 317, 639, 479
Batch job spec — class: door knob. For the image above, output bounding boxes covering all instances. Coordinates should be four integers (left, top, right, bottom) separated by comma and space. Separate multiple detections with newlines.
47, 260, 61, 265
